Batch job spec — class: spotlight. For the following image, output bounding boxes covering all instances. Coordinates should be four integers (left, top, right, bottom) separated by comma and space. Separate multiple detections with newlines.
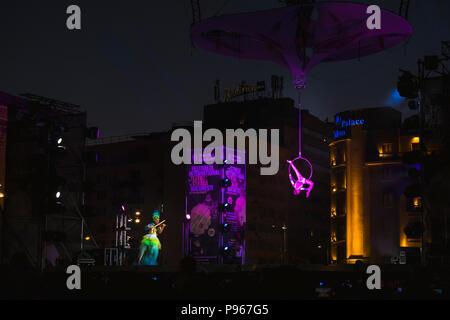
221, 223, 230, 233
221, 245, 234, 258
84, 236, 91, 241
121, 205, 126, 212
57, 138, 63, 145
0, 192, 5, 198
135, 218, 141, 224
185, 214, 191, 220
222, 178, 232, 188
135, 211, 141, 216
56, 191, 61, 199
221, 203, 232, 212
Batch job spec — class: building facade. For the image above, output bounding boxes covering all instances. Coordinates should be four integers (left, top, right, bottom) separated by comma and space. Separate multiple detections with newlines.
0, 92, 93, 268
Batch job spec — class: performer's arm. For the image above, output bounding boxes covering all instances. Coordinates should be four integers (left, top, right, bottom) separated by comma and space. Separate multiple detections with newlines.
157, 224, 167, 234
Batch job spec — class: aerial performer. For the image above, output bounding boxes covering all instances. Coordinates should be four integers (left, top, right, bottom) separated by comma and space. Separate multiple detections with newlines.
138, 211, 166, 266
190, 2, 412, 197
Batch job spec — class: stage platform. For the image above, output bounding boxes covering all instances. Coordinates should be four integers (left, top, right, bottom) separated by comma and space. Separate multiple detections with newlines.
2, 262, 450, 299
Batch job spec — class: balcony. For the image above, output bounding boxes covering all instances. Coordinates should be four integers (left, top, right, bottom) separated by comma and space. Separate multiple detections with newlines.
366, 152, 402, 164
406, 197, 423, 213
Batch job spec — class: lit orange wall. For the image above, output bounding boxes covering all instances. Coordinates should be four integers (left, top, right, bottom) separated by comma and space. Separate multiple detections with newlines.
346, 128, 367, 259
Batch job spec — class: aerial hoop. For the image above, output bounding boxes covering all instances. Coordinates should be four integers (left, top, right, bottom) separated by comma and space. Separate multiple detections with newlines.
287, 156, 314, 198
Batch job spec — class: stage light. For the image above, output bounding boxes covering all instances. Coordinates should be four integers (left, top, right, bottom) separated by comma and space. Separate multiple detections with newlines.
185, 214, 191, 220
224, 246, 229, 251
135, 218, 141, 224
397, 70, 418, 98
221, 223, 230, 233
57, 138, 63, 145
135, 211, 141, 216
0, 192, 4, 198
86, 127, 100, 140
84, 236, 91, 241
221, 203, 232, 212
121, 205, 126, 212
387, 88, 405, 105
56, 191, 61, 199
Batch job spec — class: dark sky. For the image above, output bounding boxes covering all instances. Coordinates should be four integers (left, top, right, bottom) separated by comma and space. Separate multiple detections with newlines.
0, 0, 449, 137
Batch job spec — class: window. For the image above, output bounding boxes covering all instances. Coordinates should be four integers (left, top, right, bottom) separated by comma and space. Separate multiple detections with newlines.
96, 207, 106, 216
97, 190, 107, 200
382, 167, 392, 180
129, 170, 141, 180
335, 170, 346, 189
383, 192, 394, 208
382, 143, 393, 154
411, 143, 420, 151
96, 224, 107, 233
413, 197, 422, 209
97, 174, 107, 184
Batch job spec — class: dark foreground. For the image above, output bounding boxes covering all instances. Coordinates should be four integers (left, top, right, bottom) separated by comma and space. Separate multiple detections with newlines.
1, 261, 449, 300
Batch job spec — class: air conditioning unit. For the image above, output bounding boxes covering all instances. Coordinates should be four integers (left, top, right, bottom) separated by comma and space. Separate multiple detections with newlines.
399, 250, 406, 265
391, 256, 399, 264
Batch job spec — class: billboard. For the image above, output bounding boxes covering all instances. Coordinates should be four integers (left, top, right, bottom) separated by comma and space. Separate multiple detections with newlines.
185, 148, 246, 264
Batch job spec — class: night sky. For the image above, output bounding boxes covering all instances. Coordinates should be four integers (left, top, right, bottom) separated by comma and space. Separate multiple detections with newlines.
0, 0, 449, 137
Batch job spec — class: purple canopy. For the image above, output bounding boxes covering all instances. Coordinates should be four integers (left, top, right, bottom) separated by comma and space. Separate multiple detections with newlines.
191, 2, 413, 83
